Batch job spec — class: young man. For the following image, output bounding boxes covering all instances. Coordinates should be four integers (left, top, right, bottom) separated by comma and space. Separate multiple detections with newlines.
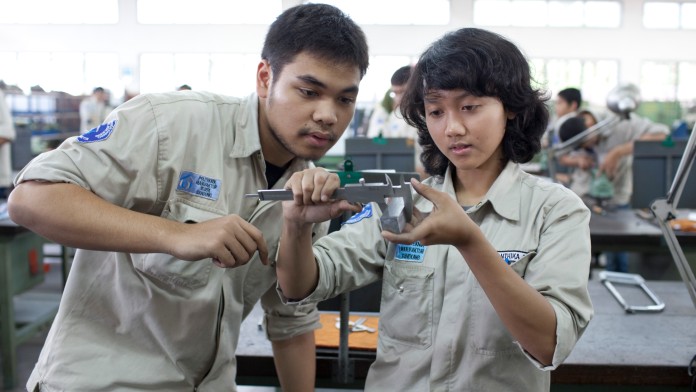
544, 87, 582, 148
8, 4, 368, 391
0, 88, 16, 198
78, 86, 109, 134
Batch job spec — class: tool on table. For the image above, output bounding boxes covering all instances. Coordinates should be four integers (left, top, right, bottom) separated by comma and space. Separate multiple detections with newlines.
245, 174, 413, 233
334, 317, 376, 333
598, 271, 665, 313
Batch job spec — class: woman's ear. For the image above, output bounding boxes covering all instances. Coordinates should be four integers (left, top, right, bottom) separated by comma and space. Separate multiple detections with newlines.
506, 111, 516, 120
256, 60, 272, 98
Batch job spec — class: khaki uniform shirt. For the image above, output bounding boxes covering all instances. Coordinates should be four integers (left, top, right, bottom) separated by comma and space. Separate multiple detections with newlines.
596, 114, 669, 206
286, 162, 593, 391
16, 91, 325, 391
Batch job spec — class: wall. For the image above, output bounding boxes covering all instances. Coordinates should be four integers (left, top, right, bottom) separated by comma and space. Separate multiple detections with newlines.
1, 0, 695, 93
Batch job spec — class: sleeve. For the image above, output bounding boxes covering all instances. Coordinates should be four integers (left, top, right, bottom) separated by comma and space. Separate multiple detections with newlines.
14, 94, 162, 214
277, 202, 388, 306
263, 220, 331, 340
523, 189, 594, 369
629, 115, 669, 140
260, 283, 321, 341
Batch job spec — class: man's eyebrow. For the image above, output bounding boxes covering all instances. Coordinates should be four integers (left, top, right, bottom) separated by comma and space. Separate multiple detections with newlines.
297, 74, 359, 94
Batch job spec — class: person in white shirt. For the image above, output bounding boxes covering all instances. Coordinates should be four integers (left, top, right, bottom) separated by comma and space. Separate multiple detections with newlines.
0, 89, 16, 198
79, 86, 109, 134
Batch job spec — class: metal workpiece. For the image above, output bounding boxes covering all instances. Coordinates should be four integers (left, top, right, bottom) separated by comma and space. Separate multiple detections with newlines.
245, 174, 413, 233
650, 122, 696, 310
598, 271, 665, 313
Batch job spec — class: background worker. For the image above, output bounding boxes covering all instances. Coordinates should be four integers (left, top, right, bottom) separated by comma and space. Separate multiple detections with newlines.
0, 88, 16, 198
557, 85, 670, 272
7, 4, 369, 391
366, 65, 426, 178
78, 86, 109, 134
544, 87, 582, 148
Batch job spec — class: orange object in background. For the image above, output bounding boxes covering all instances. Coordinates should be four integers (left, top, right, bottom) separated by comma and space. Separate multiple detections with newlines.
315, 313, 379, 351
670, 218, 696, 232
27, 249, 40, 275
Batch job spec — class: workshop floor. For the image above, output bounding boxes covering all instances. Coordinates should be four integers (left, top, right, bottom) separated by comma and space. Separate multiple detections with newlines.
0, 247, 359, 392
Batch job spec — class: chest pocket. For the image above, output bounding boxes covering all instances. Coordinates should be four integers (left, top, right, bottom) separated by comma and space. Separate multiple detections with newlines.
379, 262, 434, 349
470, 251, 536, 355
133, 202, 223, 292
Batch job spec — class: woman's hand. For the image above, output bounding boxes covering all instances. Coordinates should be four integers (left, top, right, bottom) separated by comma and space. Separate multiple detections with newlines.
381, 179, 478, 247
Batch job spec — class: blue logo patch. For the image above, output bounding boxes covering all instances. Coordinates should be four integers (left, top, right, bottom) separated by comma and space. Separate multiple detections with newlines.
498, 250, 528, 265
395, 241, 426, 263
176, 171, 221, 200
77, 120, 117, 143
344, 203, 373, 225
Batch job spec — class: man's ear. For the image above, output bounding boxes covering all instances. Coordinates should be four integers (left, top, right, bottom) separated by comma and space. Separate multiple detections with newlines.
256, 60, 272, 98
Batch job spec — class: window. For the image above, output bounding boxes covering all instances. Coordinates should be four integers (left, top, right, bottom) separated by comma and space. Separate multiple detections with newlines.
644, 2, 680, 29
641, 61, 678, 101
473, 0, 620, 28
0, 0, 118, 24
531, 58, 619, 106
677, 62, 696, 101
139, 53, 259, 95
304, 0, 450, 25
0, 52, 120, 97
640, 60, 696, 103
137, 0, 282, 24
644, 2, 696, 29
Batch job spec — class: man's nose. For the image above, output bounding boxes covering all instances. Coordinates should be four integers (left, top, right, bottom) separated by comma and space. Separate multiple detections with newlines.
313, 99, 338, 125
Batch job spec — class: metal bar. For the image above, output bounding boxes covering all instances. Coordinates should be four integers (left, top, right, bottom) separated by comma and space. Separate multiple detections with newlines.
650, 123, 696, 310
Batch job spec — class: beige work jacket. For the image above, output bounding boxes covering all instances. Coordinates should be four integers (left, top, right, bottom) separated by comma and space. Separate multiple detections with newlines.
288, 162, 593, 391
15, 91, 325, 391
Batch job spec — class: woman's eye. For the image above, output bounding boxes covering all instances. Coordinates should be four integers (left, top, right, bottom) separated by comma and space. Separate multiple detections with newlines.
462, 105, 478, 111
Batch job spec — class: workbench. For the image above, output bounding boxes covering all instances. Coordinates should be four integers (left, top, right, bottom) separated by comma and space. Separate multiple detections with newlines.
589, 208, 696, 252
235, 280, 696, 389
0, 218, 58, 390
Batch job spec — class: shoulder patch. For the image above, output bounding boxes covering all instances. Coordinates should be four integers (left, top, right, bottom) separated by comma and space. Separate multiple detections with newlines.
77, 120, 117, 143
343, 203, 373, 225
176, 171, 221, 201
395, 241, 426, 263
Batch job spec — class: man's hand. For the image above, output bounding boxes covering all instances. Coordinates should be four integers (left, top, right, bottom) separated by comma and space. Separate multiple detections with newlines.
282, 168, 362, 226
168, 214, 269, 268
381, 179, 477, 247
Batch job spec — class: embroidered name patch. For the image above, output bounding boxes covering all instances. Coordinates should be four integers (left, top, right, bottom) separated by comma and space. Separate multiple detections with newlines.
176, 171, 221, 200
344, 203, 373, 225
498, 250, 529, 265
77, 120, 117, 143
395, 241, 426, 263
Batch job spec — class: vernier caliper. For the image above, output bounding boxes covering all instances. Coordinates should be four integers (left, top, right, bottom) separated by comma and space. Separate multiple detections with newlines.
244, 174, 413, 233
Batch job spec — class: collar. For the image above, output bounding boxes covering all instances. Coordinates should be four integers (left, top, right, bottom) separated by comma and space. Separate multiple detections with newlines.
442, 161, 522, 222
227, 92, 263, 159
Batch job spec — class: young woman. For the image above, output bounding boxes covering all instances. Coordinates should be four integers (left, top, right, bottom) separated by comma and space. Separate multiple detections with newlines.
276, 28, 593, 391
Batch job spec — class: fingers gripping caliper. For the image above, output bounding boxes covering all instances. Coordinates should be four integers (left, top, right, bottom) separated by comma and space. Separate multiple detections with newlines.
245, 174, 413, 233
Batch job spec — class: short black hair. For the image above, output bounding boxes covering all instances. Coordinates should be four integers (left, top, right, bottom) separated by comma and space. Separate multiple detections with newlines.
557, 88, 582, 108
400, 28, 549, 176
261, 4, 369, 80
390, 65, 412, 86
558, 116, 587, 143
